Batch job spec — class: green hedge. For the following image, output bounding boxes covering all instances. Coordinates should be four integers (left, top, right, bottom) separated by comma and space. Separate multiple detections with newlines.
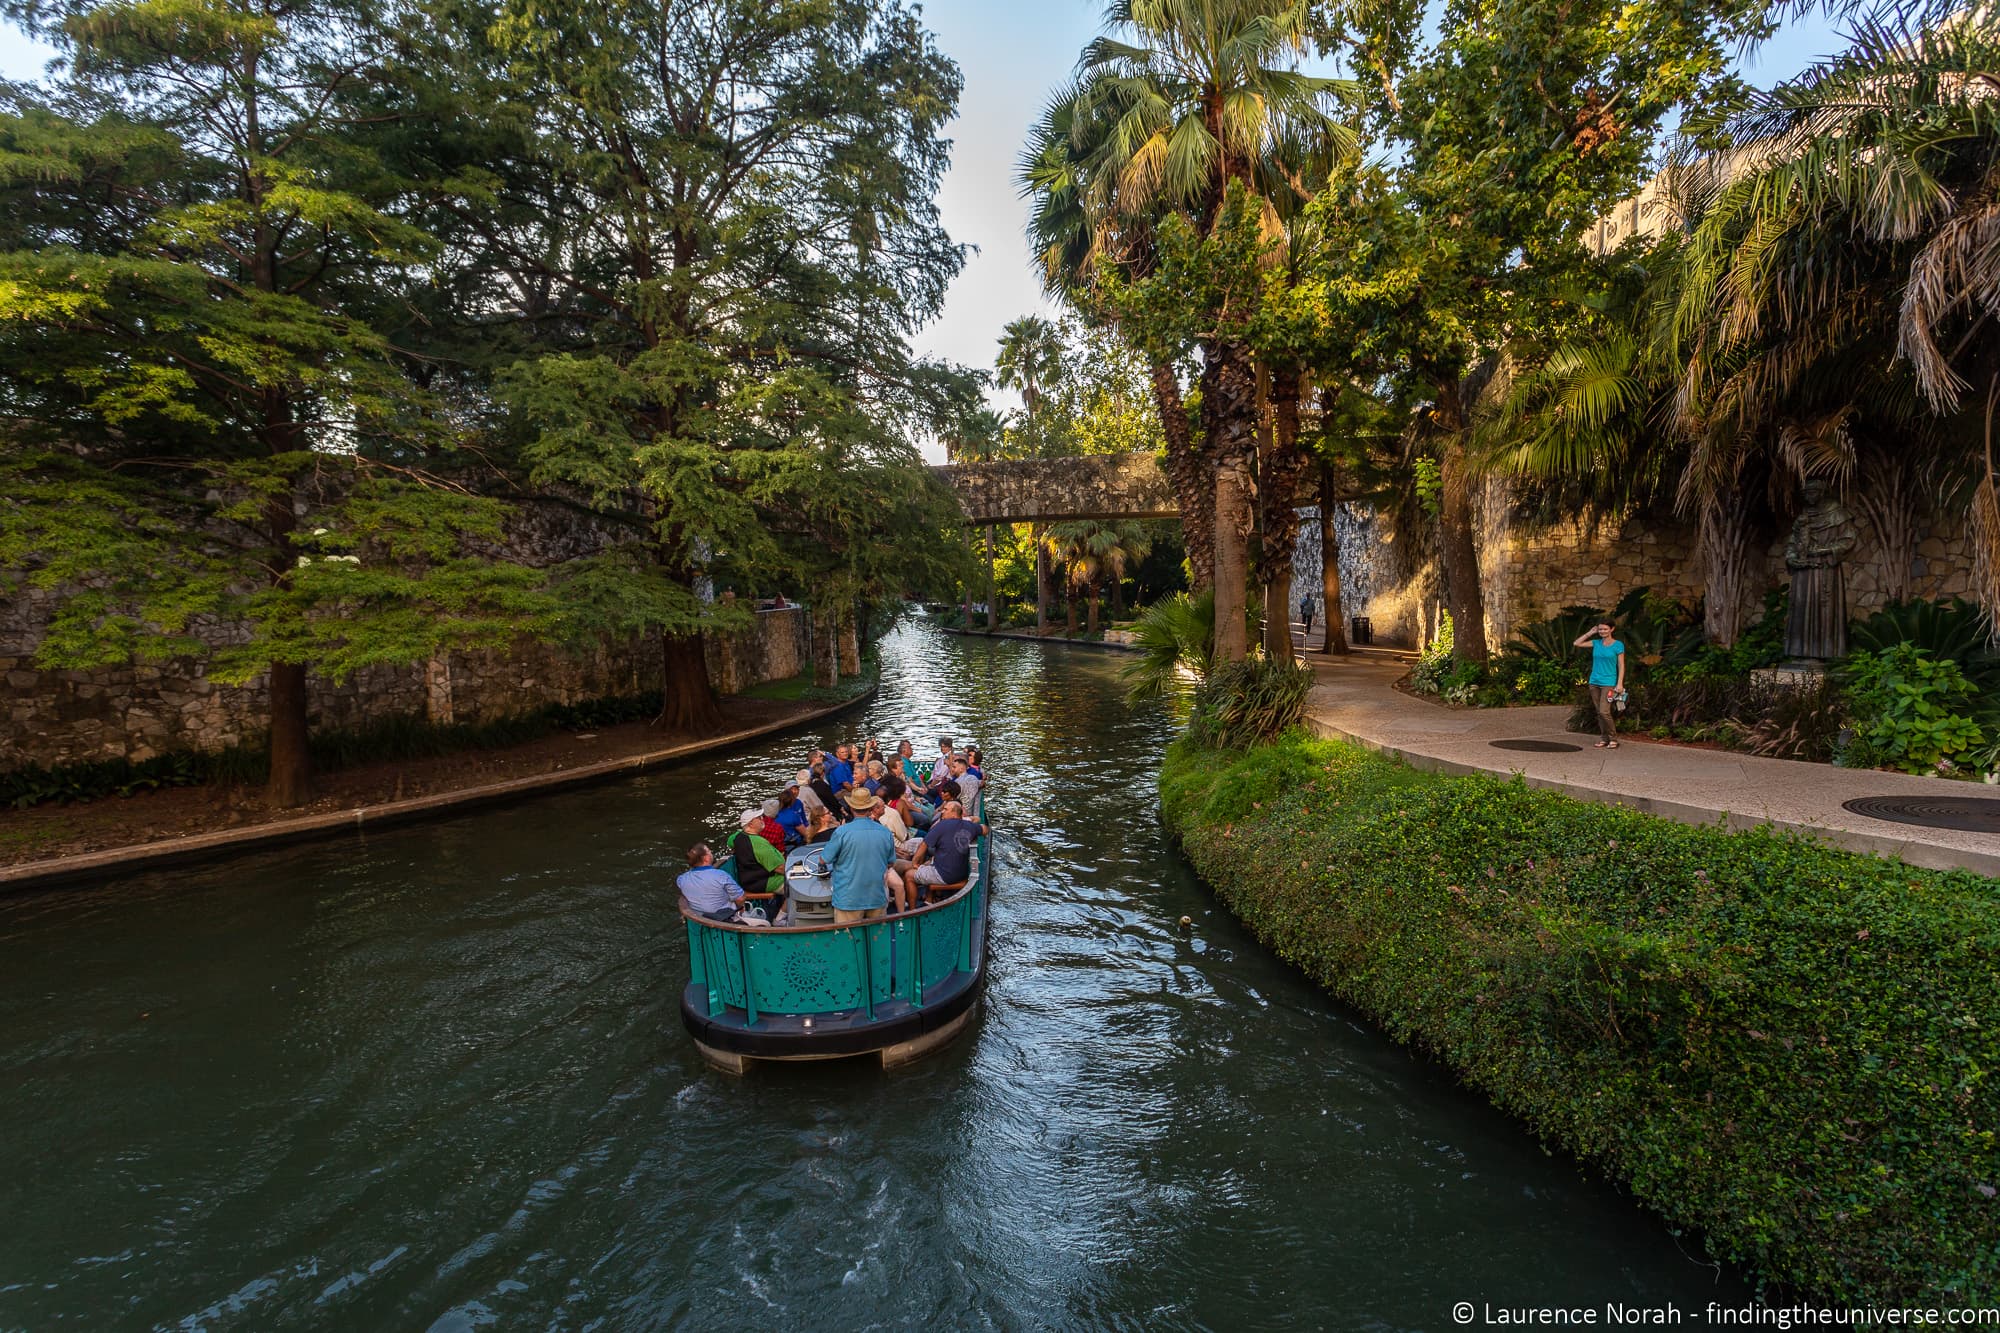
1159, 731, 2000, 1300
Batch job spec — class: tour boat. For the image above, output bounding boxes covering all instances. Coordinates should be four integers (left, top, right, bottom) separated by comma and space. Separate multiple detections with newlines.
678, 800, 991, 1072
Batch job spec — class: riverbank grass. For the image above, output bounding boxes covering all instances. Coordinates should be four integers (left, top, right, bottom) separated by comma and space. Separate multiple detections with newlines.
1160, 731, 1999, 1301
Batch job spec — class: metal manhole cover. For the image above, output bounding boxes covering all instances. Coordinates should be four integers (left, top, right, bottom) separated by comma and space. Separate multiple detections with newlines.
1489, 739, 1583, 753
1841, 796, 2000, 833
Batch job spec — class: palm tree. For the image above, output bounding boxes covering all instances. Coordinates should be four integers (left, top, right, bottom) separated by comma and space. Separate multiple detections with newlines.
996, 315, 1064, 429
1069, 0, 1356, 665
1663, 15, 2000, 625
996, 315, 1066, 630
1021, 79, 1215, 591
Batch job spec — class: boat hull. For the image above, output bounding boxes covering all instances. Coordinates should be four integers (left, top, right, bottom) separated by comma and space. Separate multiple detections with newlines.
677, 825, 991, 1071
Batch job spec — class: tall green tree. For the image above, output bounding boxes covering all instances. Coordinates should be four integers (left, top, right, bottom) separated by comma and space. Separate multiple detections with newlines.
1069, 0, 1355, 665
476, 0, 969, 727
1349, 0, 1773, 660
0, 0, 554, 805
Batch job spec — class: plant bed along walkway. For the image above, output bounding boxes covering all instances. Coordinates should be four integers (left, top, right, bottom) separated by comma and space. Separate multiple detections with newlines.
1, 680, 873, 878
1307, 656, 2000, 877
1159, 729, 2000, 1301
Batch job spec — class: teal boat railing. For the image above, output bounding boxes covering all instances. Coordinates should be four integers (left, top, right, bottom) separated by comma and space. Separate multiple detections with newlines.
682, 828, 988, 1025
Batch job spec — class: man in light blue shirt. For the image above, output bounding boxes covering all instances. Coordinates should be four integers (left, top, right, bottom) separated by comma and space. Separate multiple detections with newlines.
823, 792, 900, 922
676, 842, 749, 922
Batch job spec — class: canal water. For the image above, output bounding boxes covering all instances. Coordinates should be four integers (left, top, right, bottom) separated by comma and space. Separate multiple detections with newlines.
0, 621, 1741, 1330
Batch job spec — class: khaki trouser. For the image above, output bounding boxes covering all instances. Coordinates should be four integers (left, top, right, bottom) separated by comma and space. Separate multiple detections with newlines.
1589, 684, 1618, 741
833, 906, 885, 924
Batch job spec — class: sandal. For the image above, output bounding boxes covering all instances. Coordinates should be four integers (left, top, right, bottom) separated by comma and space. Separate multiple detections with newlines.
1607, 741, 1619, 749
1595, 740, 1610, 748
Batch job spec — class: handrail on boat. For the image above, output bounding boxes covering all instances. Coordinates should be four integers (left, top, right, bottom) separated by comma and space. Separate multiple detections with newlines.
675, 877, 974, 935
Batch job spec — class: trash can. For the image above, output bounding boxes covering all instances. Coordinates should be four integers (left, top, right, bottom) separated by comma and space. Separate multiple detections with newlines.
1350, 615, 1373, 645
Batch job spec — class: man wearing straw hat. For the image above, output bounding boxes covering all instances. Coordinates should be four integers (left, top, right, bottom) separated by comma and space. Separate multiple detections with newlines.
823, 790, 903, 922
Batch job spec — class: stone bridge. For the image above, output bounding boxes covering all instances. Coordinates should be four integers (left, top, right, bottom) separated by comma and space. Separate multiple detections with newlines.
934, 451, 1176, 525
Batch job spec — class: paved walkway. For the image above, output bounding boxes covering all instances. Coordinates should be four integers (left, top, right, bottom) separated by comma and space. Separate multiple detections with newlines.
1301, 654, 2000, 877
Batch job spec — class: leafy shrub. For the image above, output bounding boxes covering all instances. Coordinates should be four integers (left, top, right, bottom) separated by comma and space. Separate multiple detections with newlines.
1838, 644, 1984, 774
1504, 603, 1604, 664
1, 751, 207, 810
1122, 590, 1215, 700
1187, 656, 1317, 750
1736, 675, 1847, 762
1161, 731, 2000, 1300
1569, 673, 1763, 737
1848, 598, 1997, 687
1409, 611, 1457, 695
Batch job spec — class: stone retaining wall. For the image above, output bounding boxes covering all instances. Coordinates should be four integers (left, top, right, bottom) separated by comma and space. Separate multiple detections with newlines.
1300, 479, 1980, 651
1, 605, 814, 771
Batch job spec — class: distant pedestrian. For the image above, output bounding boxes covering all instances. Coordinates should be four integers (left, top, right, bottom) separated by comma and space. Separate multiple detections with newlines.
1572, 620, 1627, 748
1299, 593, 1315, 636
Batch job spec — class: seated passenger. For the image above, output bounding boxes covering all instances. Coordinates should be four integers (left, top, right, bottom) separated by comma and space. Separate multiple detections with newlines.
948, 755, 982, 811
823, 791, 903, 921
677, 842, 768, 926
773, 784, 809, 846
965, 746, 984, 781
862, 759, 887, 795
824, 744, 856, 795
723, 810, 787, 917
752, 792, 784, 844
920, 752, 958, 806
804, 804, 840, 844
901, 800, 986, 901
876, 784, 924, 860
897, 739, 924, 787
807, 759, 848, 823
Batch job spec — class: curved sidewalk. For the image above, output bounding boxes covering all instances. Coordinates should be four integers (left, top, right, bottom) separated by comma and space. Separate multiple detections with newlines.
1304, 657, 2000, 877
1, 682, 878, 893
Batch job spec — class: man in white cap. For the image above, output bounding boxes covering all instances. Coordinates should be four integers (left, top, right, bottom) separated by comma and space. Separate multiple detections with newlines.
722, 808, 786, 915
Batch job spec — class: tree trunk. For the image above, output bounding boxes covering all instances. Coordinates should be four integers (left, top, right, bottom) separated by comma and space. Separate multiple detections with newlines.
1111, 574, 1125, 618
838, 612, 860, 676
1065, 570, 1079, 637
266, 661, 311, 808
985, 525, 997, 631
1433, 381, 1489, 663
1700, 488, 1758, 646
1151, 359, 1213, 591
812, 603, 840, 687
1318, 463, 1350, 655
261, 468, 311, 807
1087, 580, 1101, 636
1203, 341, 1259, 666
1034, 529, 1048, 634
1260, 365, 1309, 660
659, 632, 724, 733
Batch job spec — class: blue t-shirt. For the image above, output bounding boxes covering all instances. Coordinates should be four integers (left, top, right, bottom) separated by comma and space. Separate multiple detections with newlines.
1588, 639, 1625, 687
824, 757, 855, 792
823, 816, 894, 911
774, 800, 808, 844
676, 865, 742, 915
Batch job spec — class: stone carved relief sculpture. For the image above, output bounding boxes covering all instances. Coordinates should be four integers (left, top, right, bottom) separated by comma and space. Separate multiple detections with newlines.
1784, 478, 1859, 663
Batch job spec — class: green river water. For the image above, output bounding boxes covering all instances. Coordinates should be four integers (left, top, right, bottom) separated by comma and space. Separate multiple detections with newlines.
0, 620, 1744, 1330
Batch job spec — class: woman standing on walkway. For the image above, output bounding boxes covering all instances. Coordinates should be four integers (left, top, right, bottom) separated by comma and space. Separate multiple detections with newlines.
1573, 620, 1626, 748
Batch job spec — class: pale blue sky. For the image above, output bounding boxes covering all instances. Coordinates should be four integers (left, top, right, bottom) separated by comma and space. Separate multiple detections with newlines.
0, 2, 1850, 445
